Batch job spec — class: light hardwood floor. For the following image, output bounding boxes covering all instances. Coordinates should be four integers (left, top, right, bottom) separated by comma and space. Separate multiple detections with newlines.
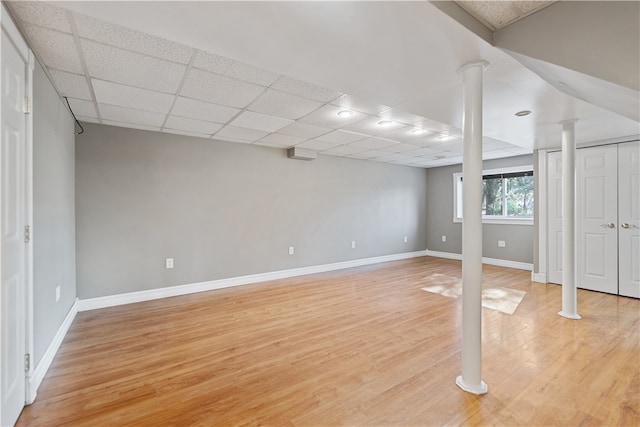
17, 256, 639, 426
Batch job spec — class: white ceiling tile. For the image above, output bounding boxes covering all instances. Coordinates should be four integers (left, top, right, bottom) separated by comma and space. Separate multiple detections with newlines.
181, 68, 265, 108
76, 115, 100, 124
349, 137, 399, 150
299, 104, 367, 128
278, 122, 332, 139
253, 141, 288, 149
48, 69, 92, 100
258, 133, 306, 147
162, 128, 212, 139
229, 111, 292, 132
391, 143, 427, 153
375, 153, 416, 162
295, 139, 340, 151
193, 51, 280, 86
73, 13, 194, 64
332, 94, 389, 115
341, 117, 406, 136
8, 1, 72, 33
172, 97, 240, 124
483, 138, 520, 150
216, 137, 254, 145
101, 120, 161, 132
248, 89, 323, 120
402, 147, 442, 157
22, 24, 83, 74
67, 98, 97, 118
271, 76, 342, 102
507, 147, 533, 155
314, 130, 367, 145
322, 145, 367, 156
412, 117, 454, 134
378, 108, 423, 126
383, 126, 435, 144
482, 150, 515, 160
349, 149, 392, 159
81, 40, 186, 93
214, 125, 269, 142
99, 104, 167, 127
164, 116, 223, 135
92, 79, 174, 114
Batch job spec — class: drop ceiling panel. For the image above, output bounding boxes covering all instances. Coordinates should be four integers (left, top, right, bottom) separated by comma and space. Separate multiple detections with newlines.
214, 125, 269, 142
101, 120, 161, 132
193, 51, 281, 86
66, 98, 97, 118
389, 143, 427, 153
22, 24, 83, 73
314, 130, 367, 145
99, 104, 167, 127
164, 116, 223, 135
322, 144, 367, 156
402, 147, 442, 157
81, 40, 187, 93
295, 139, 341, 151
349, 137, 398, 150
258, 133, 306, 147
8, 1, 72, 33
162, 128, 212, 139
277, 122, 333, 139
383, 127, 435, 144
248, 89, 323, 120
92, 79, 174, 114
181, 68, 266, 108
298, 104, 367, 128
48, 69, 92, 100
171, 97, 240, 124
271, 76, 342, 102
229, 111, 293, 132
349, 149, 392, 159
341, 117, 406, 136
332, 94, 390, 115
73, 12, 194, 64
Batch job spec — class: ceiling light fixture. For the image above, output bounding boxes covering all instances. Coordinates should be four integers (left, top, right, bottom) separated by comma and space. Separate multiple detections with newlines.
337, 110, 354, 118
411, 128, 426, 135
377, 120, 393, 127
515, 110, 531, 117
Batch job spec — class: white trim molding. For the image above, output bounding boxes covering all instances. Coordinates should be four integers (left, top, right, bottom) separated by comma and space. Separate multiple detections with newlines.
78, 251, 428, 312
531, 272, 548, 283
26, 298, 79, 404
425, 250, 533, 271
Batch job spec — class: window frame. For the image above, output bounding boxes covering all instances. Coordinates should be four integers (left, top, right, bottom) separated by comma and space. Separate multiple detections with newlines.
453, 165, 534, 226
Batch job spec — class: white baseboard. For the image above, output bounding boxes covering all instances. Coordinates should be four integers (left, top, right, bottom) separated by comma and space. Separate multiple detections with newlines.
26, 298, 79, 404
78, 250, 428, 312
531, 272, 547, 283
424, 250, 533, 271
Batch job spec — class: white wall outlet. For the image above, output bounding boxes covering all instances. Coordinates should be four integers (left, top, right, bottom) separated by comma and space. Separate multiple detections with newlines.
442, 235, 447, 242
288, 246, 295, 255
55, 285, 60, 302
498, 240, 506, 248
404, 236, 408, 243
165, 258, 174, 269
351, 240, 356, 249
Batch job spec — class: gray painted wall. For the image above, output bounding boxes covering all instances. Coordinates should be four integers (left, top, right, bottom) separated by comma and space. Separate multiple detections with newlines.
76, 123, 428, 299
425, 155, 534, 264
33, 62, 76, 364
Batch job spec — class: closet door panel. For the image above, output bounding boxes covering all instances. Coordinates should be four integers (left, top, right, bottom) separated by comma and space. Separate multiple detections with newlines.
619, 141, 640, 298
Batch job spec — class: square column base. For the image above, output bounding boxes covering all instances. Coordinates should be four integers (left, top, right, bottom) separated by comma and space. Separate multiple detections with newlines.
456, 375, 488, 395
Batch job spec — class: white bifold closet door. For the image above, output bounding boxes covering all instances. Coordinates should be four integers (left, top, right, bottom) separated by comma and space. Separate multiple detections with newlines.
547, 141, 640, 298
618, 141, 640, 298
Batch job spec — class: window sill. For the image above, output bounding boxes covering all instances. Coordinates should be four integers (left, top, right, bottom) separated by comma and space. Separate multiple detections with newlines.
453, 218, 534, 226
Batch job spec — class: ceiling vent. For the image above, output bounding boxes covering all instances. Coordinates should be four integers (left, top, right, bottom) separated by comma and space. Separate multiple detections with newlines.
287, 147, 317, 161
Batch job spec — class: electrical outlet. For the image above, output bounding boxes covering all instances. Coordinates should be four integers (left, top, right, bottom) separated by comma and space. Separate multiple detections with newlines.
165, 258, 174, 269
55, 285, 60, 302
289, 246, 295, 255
351, 240, 356, 249
404, 236, 408, 243
498, 240, 506, 248
442, 235, 447, 242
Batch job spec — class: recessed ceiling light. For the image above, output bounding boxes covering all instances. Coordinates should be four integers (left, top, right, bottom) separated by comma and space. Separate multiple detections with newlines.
337, 110, 354, 118
515, 110, 531, 117
377, 120, 393, 127
411, 128, 427, 135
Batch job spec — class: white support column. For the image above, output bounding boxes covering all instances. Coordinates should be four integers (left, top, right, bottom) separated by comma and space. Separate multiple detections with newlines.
456, 60, 489, 395
559, 119, 581, 319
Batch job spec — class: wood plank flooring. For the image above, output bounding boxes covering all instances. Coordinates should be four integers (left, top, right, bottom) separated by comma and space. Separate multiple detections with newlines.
17, 256, 639, 426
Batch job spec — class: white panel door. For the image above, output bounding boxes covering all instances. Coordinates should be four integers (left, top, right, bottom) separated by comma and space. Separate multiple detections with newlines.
618, 141, 640, 298
1, 31, 27, 427
547, 151, 563, 284
576, 144, 618, 294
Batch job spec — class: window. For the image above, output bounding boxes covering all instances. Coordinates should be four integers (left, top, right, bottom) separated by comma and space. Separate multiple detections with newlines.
453, 166, 534, 225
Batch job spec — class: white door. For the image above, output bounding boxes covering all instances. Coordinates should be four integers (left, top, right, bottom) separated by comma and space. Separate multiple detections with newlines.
576, 144, 618, 294
547, 151, 563, 284
1, 31, 27, 427
618, 141, 640, 298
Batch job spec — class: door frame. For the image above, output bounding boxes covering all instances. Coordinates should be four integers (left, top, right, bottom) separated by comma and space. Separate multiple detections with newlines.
0, 3, 35, 413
